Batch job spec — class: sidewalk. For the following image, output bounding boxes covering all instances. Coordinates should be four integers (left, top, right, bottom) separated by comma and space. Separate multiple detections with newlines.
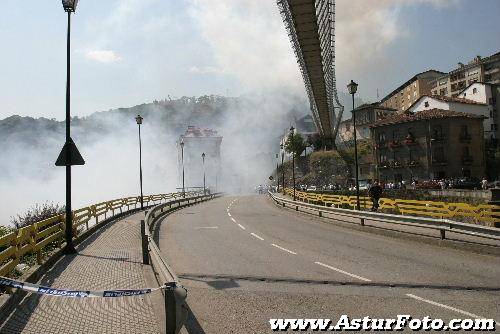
0, 212, 161, 334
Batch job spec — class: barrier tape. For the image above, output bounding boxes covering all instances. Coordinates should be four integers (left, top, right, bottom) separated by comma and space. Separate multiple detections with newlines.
0, 277, 165, 298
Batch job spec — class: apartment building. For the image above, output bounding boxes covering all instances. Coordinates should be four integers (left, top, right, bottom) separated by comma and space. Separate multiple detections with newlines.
431, 52, 500, 97
380, 70, 445, 113
370, 109, 485, 182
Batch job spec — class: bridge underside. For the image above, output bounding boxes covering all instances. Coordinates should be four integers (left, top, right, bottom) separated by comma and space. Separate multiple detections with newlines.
278, 0, 343, 140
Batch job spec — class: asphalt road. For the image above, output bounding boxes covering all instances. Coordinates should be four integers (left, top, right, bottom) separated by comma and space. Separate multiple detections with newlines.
158, 195, 500, 333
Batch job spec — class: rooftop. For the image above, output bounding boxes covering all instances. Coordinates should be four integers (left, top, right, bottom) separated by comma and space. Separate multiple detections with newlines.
370, 108, 484, 128
181, 126, 221, 138
380, 70, 446, 103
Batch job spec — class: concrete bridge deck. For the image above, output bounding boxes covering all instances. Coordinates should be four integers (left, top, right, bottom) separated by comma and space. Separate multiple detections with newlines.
0, 212, 162, 334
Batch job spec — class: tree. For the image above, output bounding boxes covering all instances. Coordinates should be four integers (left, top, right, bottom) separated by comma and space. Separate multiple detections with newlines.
285, 132, 307, 157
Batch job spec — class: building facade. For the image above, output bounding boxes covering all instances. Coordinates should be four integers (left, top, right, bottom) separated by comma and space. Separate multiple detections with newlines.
380, 70, 445, 113
431, 52, 500, 97
370, 109, 485, 182
177, 126, 222, 192
338, 103, 397, 142
457, 82, 500, 140
407, 95, 489, 138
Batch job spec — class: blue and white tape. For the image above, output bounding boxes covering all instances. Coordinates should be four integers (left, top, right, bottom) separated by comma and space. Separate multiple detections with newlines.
0, 276, 165, 298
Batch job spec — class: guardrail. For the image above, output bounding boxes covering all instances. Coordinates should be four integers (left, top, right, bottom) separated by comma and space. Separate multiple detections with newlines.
282, 188, 500, 227
270, 191, 500, 243
142, 192, 221, 334
0, 192, 191, 278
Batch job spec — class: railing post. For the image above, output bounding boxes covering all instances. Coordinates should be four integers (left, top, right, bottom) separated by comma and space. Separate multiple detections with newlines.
141, 220, 149, 265
165, 283, 176, 334
319, 211, 322, 217
440, 229, 446, 240
360, 218, 365, 226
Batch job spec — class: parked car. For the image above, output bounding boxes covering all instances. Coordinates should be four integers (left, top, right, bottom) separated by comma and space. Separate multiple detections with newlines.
487, 181, 500, 189
306, 186, 317, 191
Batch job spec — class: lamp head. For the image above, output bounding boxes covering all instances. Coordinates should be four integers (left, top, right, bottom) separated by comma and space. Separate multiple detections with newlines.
180, 139, 184, 148
347, 80, 358, 95
289, 126, 295, 134
62, 0, 78, 12
135, 114, 143, 125
202, 152, 206, 158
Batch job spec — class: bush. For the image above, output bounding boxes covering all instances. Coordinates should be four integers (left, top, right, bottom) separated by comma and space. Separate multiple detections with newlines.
10, 202, 64, 229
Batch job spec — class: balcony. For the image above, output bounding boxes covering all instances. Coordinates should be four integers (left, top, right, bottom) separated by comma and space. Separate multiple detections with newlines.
374, 142, 387, 150
406, 160, 420, 167
432, 159, 447, 166
459, 133, 472, 143
431, 135, 446, 142
389, 140, 401, 148
404, 137, 418, 146
390, 160, 404, 169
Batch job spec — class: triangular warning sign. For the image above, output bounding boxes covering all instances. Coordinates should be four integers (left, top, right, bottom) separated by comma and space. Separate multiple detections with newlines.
55, 137, 85, 166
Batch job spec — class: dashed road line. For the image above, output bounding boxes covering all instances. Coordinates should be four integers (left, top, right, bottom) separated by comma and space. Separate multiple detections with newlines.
238, 224, 246, 230
314, 261, 372, 282
196, 226, 219, 229
250, 233, 264, 241
230, 217, 236, 223
406, 294, 484, 319
227, 212, 231, 217
271, 243, 297, 255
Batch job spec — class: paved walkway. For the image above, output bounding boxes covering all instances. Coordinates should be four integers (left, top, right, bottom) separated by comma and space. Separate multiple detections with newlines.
0, 212, 161, 334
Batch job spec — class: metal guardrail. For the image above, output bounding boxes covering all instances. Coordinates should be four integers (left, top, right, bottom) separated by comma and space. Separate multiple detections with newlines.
282, 188, 500, 227
270, 191, 500, 242
142, 192, 221, 334
0, 193, 186, 278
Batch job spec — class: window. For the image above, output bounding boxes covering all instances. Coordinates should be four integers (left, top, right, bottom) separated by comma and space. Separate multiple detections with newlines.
472, 88, 478, 94
439, 79, 447, 85
461, 125, 469, 135
439, 88, 447, 96
414, 82, 417, 88
434, 147, 445, 162
378, 132, 386, 144
463, 146, 470, 157
392, 129, 399, 141
424, 101, 430, 108
432, 125, 443, 140
492, 124, 499, 131
414, 91, 417, 97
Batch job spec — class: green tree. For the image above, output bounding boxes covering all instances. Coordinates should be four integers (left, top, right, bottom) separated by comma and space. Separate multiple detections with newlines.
285, 132, 307, 157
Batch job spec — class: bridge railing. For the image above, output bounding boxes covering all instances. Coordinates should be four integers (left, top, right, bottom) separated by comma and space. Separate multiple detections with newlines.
0, 192, 195, 278
142, 192, 222, 334
282, 188, 500, 227
271, 191, 500, 243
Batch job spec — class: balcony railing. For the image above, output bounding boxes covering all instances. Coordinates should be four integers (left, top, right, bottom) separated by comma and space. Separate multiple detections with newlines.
389, 140, 401, 148
404, 137, 418, 145
432, 159, 447, 166
431, 135, 446, 142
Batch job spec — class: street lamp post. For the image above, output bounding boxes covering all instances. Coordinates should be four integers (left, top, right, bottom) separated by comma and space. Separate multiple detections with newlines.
275, 153, 279, 193
135, 115, 144, 210
290, 126, 296, 201
280, 143, 285, 194
202, 153, 206, 195
180, 140, 185, 197
61, 0, 79, 254
347, 80, 360, 211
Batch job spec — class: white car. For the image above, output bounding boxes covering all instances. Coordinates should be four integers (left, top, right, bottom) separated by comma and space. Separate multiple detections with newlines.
306, 186, 317, 191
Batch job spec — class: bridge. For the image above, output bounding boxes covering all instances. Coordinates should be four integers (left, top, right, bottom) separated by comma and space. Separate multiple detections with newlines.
1, 190, 499, 333
277, 0, 344, 141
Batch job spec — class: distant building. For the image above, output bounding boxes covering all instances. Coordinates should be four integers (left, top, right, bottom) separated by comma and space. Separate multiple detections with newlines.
338, 103, 397, 142
380, 70, 445, 112
177, 126, 222, 191
407, 94, 489, 138
370, 109, 485, 182
431, 52, 500, 97
457, 82, 500, 140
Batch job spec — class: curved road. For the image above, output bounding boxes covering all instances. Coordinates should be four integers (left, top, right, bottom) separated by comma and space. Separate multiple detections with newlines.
158, 195, 500, 333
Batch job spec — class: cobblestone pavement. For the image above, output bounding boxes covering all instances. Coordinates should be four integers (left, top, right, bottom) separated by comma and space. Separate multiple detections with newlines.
0, 212, 161, 334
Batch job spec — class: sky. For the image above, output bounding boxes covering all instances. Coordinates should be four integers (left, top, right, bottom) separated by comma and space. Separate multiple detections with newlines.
0, 0, 499, 120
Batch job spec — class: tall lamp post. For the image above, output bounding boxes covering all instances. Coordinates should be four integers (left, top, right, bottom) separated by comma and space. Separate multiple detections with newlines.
58, 0, 82, 255
180, 140, 185, 197
136, 115, 144, 210
290, 126, 296, 201
275, 153, 279, 193
347, 80, 360, 211
280, 143, 285, 194
202, 153, 206, 195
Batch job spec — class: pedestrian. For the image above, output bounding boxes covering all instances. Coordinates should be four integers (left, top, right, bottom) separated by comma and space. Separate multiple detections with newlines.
482, 177, 488, 190
368, 180, 383, 212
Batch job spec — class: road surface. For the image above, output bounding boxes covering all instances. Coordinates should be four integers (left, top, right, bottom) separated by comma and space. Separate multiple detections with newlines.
157, 195, 500, 333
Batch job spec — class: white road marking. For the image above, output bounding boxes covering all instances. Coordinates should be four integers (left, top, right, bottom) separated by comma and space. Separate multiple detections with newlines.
230, 217, 236, 223
406, 294, 484, 319
250, 233, 264, 241
227, 212, 231, 217
238, 224, 246, 230
196, 226, 219, 229
271, 243, 297, 255
314, 262, 372, 282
